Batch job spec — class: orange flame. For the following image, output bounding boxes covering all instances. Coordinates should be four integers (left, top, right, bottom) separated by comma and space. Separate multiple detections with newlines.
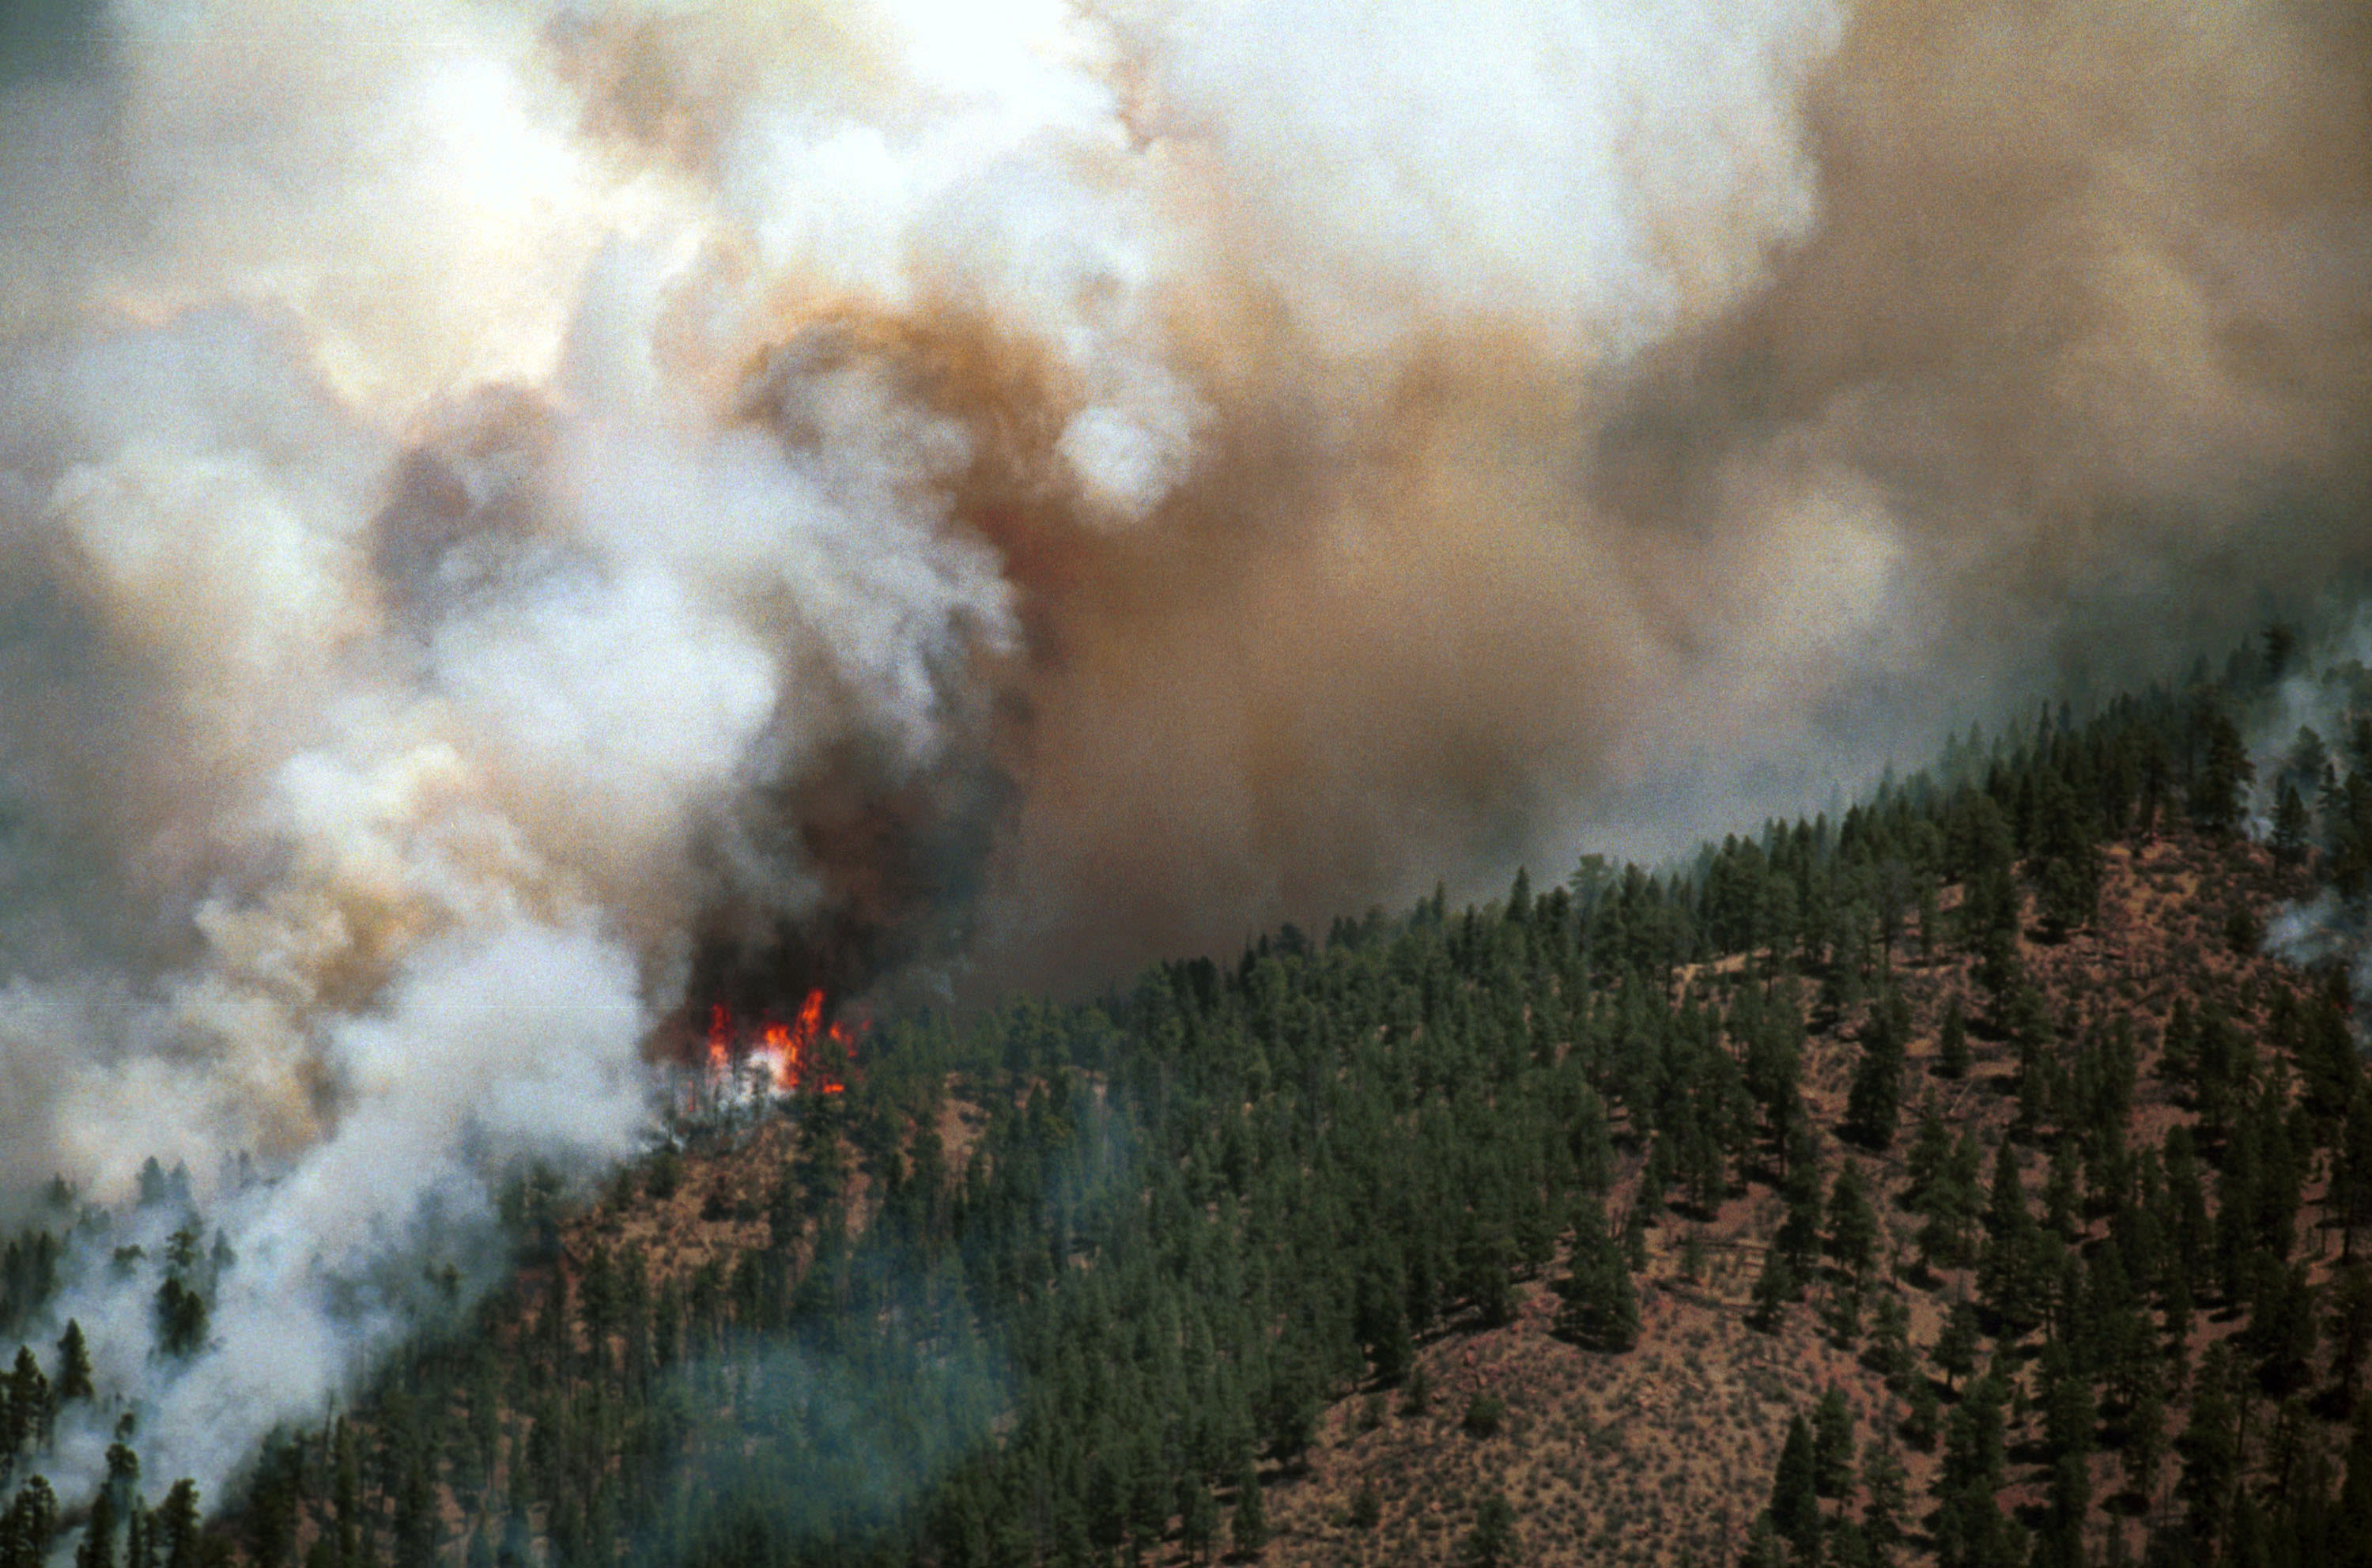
697, 989, 859, 1099
705, 1003, 731, 1074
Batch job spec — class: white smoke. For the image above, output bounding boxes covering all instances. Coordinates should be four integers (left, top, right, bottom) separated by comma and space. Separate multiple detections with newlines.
0, 0, 1076, 1500
1136, 0, 1838, 357
0, 0, 2364, 1509
43, 924, 650, 1500
2250, 610, 2372, 1011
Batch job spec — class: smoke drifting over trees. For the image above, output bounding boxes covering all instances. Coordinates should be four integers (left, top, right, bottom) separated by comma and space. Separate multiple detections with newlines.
0, 0, 2363, 1502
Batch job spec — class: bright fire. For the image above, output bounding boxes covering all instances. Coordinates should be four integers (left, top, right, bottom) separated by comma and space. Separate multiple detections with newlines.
701, 990, 859, 1098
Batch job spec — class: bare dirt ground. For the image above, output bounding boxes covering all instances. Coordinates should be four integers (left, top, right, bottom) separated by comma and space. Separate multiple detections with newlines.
1248, 833, 2331, 1567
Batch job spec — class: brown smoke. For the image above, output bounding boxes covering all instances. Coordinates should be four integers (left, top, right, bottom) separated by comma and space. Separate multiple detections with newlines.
870, 0, 2372, 991
0, 0, 2368, 1494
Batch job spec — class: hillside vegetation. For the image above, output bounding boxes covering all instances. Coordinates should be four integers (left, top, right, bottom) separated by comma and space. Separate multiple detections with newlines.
9, 633, 2372, 1568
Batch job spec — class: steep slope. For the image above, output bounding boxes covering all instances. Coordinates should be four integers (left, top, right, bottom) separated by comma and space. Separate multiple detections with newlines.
12, 653, 2372, 1568
1262, 829, 2333, 1567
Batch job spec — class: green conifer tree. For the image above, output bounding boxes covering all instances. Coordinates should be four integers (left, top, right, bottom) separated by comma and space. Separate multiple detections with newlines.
1812, 1385, 1856, 1498
1937, 995, 1970, 1080
1230, 1457, 1266, 1559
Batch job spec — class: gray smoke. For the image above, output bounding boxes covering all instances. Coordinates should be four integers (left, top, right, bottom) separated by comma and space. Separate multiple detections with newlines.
0, 0, 2363, 1504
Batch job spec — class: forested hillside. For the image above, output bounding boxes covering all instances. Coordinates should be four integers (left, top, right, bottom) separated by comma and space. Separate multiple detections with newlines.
9, 632, 2372, 1568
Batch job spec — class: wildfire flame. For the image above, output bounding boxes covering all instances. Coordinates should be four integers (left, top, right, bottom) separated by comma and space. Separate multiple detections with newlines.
699, 989, 858, 1100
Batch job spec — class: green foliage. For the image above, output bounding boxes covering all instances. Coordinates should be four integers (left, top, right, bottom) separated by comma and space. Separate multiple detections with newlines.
2178, 1346, 2242, 1551
1767, 1412, 1821, 1555
1553, 1196, 1639, 1352
1902, 1373, 1940, 1453
1860, 1430, 1907, 1562
166, 625, 2372, 1568
2274, 781, 2312, 865
1977, 1137, 2048, 1337
1845, 989, 1909, 1148
1401, 1361, 1430, 1418
1458, 1491, 1517, 1568
1679, 1226, 1707, 1284
1936, 994, 1970, 1080
1932, 1298, 1981, 1393
1739, 1515, 1788, 1568
2331, 1257, 2372, 1404
156, 1481, 200, 1568
1180, 1475, 1218, 1564
2189, 697, 2256, 834
1747, 1249, 1798, 1334
1863, 1290, 1913, 1392
2, 1477, 59, 1568
1932, 1373, 2019, 1568
1824, 1158, 1879, 1284
1230, 1458, 1267, 1559
152, 1277, 206, 1360
51, 1321, 89, 1406
2122, 1375, 2166, 1509
74, 1485, 113, 1568
1811, 1385, 1855, 1498
643, 1142, 683, 1203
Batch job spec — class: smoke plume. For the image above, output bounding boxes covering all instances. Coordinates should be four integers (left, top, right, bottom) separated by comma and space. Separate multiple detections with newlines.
0, 0, 2365, 1500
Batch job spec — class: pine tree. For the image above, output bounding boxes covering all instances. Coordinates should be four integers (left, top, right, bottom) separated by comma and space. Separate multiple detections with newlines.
77, 1487, 115, 1568
1977, 1139, 2041, 1336
2189, 700, 2256, 835
2274, 781, 2312, 866
331, 1421, 361, 1568
152, 1277, 206, 1361
1776, 1135, 1826, 1275
2123, 1375, 2166, 1512
2246, 1258, 2320, 1396
1768, 1412, 1822, 1556
1933, 1299, 1981, 1395
1229, 1457, 1266, 1559
2336, 1086, 2372, 1260
1739, 1517, 1788, 1568
1354, 1253, 1413, 1385
1551, 1197, 1638, 1352
1826, 1159, 1880, 1287
123, 1505, 149, 1568
10, 1478, 58, 1568
2177, 1345, 2241, 1553
1179, 1476, 1218, 1565
1846, 989, 1909, 1148
2331, 1257, 2372, 1407
2030, 768, 2102, 940
155, 1483, 198, 1568
1906, 1095, 1952, 1205
51, 1324, 89, 1406
1823, 1271, 1864, 1348
2034, 1343, 2093, 1568
1937, 995, 1970, 1080
1457, 1492, 1516, 1568
1401, 1362, 1430, 1417
2337, 1407, 2372, 1567
1812, 1385, 1856, 1498
1932, 1372, 2017, 1568
1903, 1374, 1940, 1453
1748, 1250, 1798, 1334
1864, 1291, 1913, 1392
1861, 1430, 1907, 1563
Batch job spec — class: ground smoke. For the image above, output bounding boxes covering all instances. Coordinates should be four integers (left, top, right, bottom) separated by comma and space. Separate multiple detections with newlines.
0, 0, 2364, 1501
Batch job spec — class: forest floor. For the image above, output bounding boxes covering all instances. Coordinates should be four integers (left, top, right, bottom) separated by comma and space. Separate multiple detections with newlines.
500, 829, 2332, 1568
1241, 833, 2327, 1568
